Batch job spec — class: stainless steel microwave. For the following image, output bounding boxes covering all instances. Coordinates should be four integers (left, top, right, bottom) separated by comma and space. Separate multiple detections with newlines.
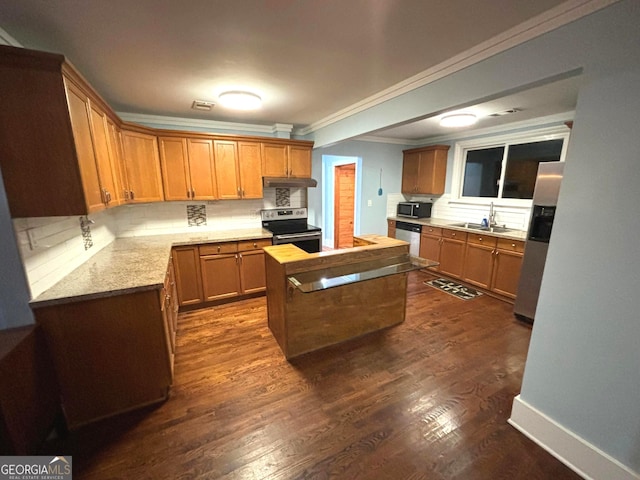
397, 202, 432, 219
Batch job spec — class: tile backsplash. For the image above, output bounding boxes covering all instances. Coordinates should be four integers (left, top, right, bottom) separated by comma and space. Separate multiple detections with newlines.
14, 187, 307, 298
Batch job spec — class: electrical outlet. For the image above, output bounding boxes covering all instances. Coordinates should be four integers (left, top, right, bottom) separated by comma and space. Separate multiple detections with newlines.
367, 199, 372, 207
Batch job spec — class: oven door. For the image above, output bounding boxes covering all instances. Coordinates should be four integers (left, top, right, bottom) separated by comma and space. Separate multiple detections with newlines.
272, 231, 322, 253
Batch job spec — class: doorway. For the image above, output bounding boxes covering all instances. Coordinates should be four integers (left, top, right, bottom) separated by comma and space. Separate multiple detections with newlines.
334, 163, 356, 249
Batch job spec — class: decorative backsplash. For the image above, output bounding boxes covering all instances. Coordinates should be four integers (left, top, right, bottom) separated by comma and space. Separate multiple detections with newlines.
275, 188, 291, 207
186, 205, 207, 227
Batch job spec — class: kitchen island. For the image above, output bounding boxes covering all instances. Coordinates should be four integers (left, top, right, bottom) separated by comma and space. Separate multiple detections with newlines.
264, 235, 434, 359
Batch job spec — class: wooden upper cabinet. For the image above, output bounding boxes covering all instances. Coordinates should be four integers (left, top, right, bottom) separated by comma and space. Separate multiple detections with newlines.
159, 137, 217, 201
261, 142, 312, 178
401, 145, 449, 195
288, 145, 312, 178
88, 102, 119, 207
64, 79, 105, 213
106, 118, 127, 206
121, 130, 164, 203
237, 141, 263, 198
187, 139, 217, 200
214, 140, 241, 199
261, 143, 288, 177
159, 137, 190, 201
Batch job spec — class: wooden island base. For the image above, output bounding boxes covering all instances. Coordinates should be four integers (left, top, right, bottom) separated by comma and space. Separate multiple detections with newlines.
264, 235, 428, 359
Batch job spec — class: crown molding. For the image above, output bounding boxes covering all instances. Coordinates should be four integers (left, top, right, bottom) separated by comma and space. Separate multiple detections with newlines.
117, 112, 277, 135
294, 0, 618, 138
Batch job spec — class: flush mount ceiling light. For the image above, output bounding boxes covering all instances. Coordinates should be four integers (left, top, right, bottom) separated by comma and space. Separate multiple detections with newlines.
218, 91, 262, 110
440, 113, 478, 127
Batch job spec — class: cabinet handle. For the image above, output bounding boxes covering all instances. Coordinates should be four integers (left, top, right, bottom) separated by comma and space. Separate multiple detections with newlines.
253, 242, 257, 248
217, 245, 221, 253
512, 243, 516, 248
187, 189, 191, 199
239, 253, 243, 264
478, 237, 482, 241
192, 189, 195, 198
237, 187, 241, 196
495, 251, 500, 256
452, 233, 456, 237
242, 189, 245, 197
235, 253, 239, 265
130, 190, 135, 200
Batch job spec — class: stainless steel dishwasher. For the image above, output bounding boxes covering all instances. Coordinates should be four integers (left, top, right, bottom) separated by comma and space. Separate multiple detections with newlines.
394, 221, 421, 256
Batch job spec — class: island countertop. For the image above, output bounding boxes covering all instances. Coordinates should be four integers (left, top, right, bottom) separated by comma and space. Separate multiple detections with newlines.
30, 228, 272, 308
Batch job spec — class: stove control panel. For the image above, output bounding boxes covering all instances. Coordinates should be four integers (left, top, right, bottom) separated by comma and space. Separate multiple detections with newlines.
261, 208, 308, 220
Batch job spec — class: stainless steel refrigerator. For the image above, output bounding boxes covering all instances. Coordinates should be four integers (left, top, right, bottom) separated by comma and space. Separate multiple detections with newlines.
514, 161, 564, 323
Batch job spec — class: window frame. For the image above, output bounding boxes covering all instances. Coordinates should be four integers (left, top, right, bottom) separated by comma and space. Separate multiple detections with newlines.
450, 125, 570, 208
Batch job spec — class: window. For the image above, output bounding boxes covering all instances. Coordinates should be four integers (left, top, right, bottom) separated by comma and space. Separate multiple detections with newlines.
454, 126, 569, 203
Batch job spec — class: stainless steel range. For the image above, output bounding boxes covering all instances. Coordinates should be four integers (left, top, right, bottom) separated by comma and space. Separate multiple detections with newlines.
261, 208, 322, 253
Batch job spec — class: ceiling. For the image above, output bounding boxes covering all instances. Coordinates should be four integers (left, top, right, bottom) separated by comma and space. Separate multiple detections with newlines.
0, 0, 582, 142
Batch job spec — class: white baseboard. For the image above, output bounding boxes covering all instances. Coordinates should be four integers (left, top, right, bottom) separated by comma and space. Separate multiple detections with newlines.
509, 395, 640, 480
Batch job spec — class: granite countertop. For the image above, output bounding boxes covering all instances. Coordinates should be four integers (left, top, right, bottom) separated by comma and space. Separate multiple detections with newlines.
388, 216, 528, 241
30, 228, 272, 308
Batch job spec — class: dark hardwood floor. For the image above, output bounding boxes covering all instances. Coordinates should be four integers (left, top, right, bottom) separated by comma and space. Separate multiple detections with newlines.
41, 271, 581, 479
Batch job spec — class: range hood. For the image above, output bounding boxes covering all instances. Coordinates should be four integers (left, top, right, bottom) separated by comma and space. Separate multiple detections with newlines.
263, 177, 318, 188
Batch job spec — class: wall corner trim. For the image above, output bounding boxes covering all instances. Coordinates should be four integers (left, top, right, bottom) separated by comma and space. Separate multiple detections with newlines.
509, 395, 640, 480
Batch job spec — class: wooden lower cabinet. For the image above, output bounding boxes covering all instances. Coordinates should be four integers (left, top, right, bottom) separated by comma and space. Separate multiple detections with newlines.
173, 238, 270, 308
491, 239, 524, 299
201, 252, 242, 301
463, 234, 498, 289
172, 246, 204, 306
419, 226, 442, 266
33, 287, 173, 429
438, 229, 467, 279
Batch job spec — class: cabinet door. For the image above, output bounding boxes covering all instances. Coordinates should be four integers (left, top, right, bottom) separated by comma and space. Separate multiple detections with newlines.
439, 238, 466, 279
200, 254, 242, 301
419, 233, 442, 265
288, 145, 312, 178
158, 137, 190, 201
463, 243, 495, 289
64, 81, 105, 213
401, 152, 419, 194
214, 140, 240, 199
121, 130, 164, 203
491, 249, 524, 299
239, 250, 266, 294
238, 141, 263, 198
88, 103, 117, 207
262, 143, 288, 177
106, 118, 127, 205
416, 148, 448, 195
187, 138, 217, 200
172, 247, 204, 306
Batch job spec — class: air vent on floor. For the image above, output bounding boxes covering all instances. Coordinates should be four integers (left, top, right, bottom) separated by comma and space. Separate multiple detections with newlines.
488, 108, 521, 117
192, 100, 215, 111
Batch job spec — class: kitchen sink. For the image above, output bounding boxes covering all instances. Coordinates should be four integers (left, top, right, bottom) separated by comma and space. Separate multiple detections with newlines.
450, 222, 514, 233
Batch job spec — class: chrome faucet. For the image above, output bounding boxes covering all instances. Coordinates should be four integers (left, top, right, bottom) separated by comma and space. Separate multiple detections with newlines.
489, 202, 496, 227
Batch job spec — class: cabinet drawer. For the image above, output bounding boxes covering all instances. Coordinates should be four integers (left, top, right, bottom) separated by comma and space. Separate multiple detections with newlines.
442, 228, 467, 241
497, 238, 525, 253
238, 238, 272, 252
421, 226, 442, 236
467, 233, 497, 247
199, 242, 238, 255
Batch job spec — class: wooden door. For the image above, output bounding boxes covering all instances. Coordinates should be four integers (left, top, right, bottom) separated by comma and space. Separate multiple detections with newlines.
238, 141, 263, 198
200, 254, 241, 301
121, 130, 164, 203
288, 145, 312, 178
401, 151, 419, 194
158, 137, 190, 201
334, 163, 356, 249
187, 138, 217, 200
214, 140, 240, 199
239, 250, 266, 293
64, 80, 105, 213
88, 103, 117, 207
172, 247, 204, 306
262, 143, 288, 176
